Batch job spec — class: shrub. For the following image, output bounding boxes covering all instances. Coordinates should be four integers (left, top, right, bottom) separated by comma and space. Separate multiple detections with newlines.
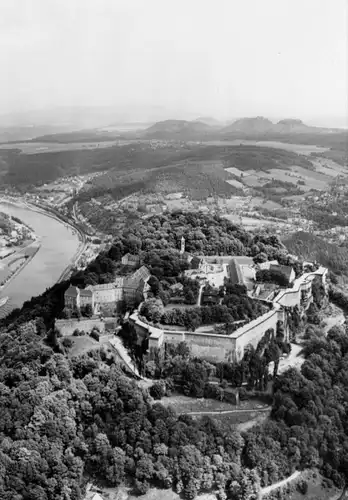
238, 387, 248, 401
62, 337, 73, 348
296, 480, 308, 495
90, 330, 100, 341
204, 383, 218, 399
73, 329, 80, 336
150, 381, 166, 400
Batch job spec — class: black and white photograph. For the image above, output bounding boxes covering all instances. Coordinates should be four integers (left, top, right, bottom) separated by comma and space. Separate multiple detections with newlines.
0, 1, 347, 499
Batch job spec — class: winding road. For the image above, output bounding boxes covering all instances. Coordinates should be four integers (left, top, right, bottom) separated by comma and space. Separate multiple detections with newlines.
261, 471, 301, 497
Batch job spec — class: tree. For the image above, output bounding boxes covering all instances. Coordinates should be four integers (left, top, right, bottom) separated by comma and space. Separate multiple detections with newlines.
90, 330, 100, 341
62, 337, 73, 349
149, 278, 161, 297
140, 298, 165, 323
81, 304, 93, 318
150, 381, 166, 400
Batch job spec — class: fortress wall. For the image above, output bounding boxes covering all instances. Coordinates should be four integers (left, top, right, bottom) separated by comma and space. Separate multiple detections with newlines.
275, 288, 301, 308
274, 269, 326, 308
233, 307, 284, 361
182, 332, 236, 363
56, 318, 105, 336
160, 329, 235, 363
130, 266, 327, 364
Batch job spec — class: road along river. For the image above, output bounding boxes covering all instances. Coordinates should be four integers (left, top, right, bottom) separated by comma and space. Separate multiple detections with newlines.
0, 201, 81, 313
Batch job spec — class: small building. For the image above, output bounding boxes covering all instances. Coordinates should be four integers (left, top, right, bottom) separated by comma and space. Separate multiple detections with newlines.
132, 265, 151, 282
79, 288, 94, 309
270, 264, 296, 284
201, 290, 220, 306
258, 259, 279, 271
64, 285, 80, 310
88, 283, 116, 306
190, 256, 209, 273
170, 282, 184, 293
228, 259, 244, 285
121, 253, 140, 267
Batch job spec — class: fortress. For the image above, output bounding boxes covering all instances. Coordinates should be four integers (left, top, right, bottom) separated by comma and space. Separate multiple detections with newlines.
129, 262, 328, 363
64, 265, 151, 315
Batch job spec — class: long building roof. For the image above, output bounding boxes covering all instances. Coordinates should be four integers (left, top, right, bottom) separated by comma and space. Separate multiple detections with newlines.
228, 259, 244, 284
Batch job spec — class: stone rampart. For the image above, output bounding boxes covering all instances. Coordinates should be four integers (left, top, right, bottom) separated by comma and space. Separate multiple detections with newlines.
55, 318, 105, 336
129, 266, 328, 364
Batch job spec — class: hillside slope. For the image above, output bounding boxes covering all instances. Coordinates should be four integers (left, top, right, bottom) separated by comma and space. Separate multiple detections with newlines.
76, 144, 313, 204
140, 119, 215, 139
284, 231, 348, 275
221, 116, 274, 134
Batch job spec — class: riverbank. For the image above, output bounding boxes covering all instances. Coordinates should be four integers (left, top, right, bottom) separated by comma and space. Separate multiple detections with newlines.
2, 197, 87, 283
0, 198, 82, 313
23, 201, 88, 282
0, 243, 40, 291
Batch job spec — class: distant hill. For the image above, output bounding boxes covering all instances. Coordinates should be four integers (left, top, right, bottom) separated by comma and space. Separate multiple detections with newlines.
272, 119, 335, 135
140, 119, 215, 139
0, 125, 76, 143
28, 129, 121, 143
221, 116, 274, 134
221, 116, 341, 137
194, 116, 223, 127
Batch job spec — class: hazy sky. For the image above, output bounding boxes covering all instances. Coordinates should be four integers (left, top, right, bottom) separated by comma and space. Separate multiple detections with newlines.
1, 0, 347, 122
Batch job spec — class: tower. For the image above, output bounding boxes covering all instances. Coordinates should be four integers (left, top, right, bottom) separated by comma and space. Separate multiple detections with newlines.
180, 236, 185, 254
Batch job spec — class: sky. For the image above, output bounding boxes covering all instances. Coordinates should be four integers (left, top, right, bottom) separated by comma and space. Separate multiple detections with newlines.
0, 0, 347, 124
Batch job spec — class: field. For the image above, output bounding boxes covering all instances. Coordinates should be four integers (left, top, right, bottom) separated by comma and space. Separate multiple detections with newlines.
248, 197, 283, 210
235, 140, 329, 155
226, 179, 245, 189
311, 157, 348, 176
237, 163, 338, 192
194, 140, 330, 155
223, 213, 292, 231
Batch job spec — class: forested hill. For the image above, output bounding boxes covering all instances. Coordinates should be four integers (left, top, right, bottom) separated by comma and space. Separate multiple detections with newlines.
0, 211, 290, 330
1, 212, 348, 499
284, 231, 348, 276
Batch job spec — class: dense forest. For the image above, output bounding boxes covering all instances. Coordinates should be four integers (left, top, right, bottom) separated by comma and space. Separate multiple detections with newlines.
0, 212, 296, 332
2, 298, 348, 499
1, 141, 316, 193
1, 211, 346, 499
284, 231, 348, 276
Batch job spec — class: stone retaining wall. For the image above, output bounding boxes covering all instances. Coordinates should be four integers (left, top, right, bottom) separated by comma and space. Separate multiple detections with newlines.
55, 318, 105, 336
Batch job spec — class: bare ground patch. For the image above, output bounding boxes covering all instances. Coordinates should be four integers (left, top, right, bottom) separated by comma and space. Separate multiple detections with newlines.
210, 408, 271, 430
160, 394, 238, 413
66, 335, 100, 358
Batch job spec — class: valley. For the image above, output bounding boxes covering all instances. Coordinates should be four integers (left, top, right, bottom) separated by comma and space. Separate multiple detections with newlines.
1, 117, 348, 500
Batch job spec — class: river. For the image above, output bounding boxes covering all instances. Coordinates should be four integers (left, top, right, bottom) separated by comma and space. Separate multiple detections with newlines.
0, 201, 80, 309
